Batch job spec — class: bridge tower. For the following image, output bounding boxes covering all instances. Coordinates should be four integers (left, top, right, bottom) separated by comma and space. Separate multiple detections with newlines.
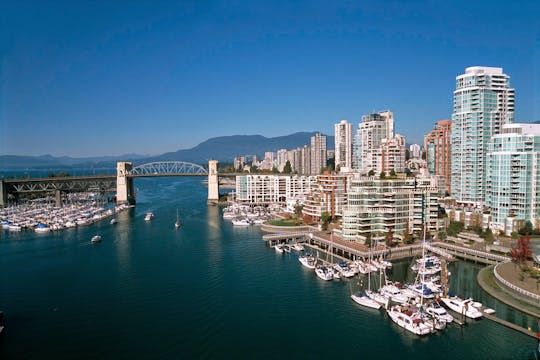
208, 160, 219, 204
0, 179, 6, 208
117, 162, 136, 205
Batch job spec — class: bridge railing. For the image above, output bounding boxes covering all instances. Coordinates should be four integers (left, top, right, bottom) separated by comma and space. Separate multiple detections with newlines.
129, 161, 208, 176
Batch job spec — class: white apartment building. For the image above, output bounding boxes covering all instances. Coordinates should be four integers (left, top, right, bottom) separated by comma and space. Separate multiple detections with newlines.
486, 123, 540, 234
376, 134, 406, 174
334, 120, 353, 172
310, 133, 327, 175
451, 66, 515, 206
356, 110, 395, 173
409, 144, 421, 159
302, 173, 349, 219
235, 174, 317, 205
342, 176, 439, 244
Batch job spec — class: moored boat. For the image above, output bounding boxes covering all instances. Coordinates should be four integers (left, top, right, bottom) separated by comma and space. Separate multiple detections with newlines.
298, 254, 317, 269
439, 296, 483, 319
315, 265, 334, 281
91, 235, 102, 243
351, 291, 381, 310
386, 305, 432, 336
144, 212, 154, 221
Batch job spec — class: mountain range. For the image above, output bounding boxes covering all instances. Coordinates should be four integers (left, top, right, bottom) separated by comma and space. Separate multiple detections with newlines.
0, 132, 334, 169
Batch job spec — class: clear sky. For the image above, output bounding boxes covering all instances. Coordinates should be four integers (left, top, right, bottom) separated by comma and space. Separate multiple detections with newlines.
1, 1, 539, 157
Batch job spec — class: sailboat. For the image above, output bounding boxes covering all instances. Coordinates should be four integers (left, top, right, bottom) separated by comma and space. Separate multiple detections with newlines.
175, 209, 181, 229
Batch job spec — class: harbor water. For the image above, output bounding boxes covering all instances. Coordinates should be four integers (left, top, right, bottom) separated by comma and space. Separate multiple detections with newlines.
0, 177, 538, 359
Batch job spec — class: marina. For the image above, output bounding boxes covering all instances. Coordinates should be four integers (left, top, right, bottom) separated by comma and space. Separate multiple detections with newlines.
0, 177, 539, 359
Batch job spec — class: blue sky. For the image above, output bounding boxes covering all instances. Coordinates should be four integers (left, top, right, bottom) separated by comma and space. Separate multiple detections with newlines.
1, 1, 539, 157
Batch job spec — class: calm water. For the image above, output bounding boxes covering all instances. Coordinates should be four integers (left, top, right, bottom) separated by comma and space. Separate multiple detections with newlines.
0, 177, 538, 359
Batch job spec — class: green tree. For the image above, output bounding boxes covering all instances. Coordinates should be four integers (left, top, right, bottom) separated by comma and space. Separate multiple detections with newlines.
294, 204, 303, 219
364, 233, 372, 247
271, 166, 279, 174
368, 169, 375, 176
389, 169, 396, 177
321, 211, 332, 231
446, 221, 464, 236
282, 160, 292, 174
483, 228, 494, 244
385, 228, 395, 247
519, 220, 534, 235
379, 171, 386, 179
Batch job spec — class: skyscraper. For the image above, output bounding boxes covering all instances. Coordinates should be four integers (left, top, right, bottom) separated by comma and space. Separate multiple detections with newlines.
310, 133, 327, 175
356, 110, 394, 173
451, 66, 514, 206
334, 120, 353, 172
486, 123, 540, 233
424, 120, 452, 193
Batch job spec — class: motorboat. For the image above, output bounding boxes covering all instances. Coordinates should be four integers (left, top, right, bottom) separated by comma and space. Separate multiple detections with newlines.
144, 212, 154, 221
386, 305, 432, 336
365, 289, 389, 308
8, 224, 22, 232
274, 244, 284, 254
174, 209, 181, 229
34, 223, 51, 233
298, 254, 317, 269
333, 262, 356, 278
315, 265, 334, 281
350, 291, 381, 310
439, 296, 483, 319
379, 284, 409, 304
232, 219, 250, 226
425, 302, 454, 323
110, 218, 118, 225
291, 243, 305, 252
407, 284, 435, 299
91, 235, 102, 243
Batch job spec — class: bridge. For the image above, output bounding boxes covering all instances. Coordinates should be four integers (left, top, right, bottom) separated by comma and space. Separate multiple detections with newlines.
0, 160, 222, 207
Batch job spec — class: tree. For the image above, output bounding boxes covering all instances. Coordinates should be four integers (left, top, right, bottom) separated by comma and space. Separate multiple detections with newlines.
282, 160, 292, 174
321, 211, 332, 231
271, 166, 279, 174
389, 169, 396, 177
385, 228, 395, 247
446, 221, 464, 237
364, 233, 372, 247
519, 220, 534, 235
368, 169, 375, 176
483, 228, 494, 244
510, 234, 533, 265
379, 171, 386, 179
294, 203, 303, 219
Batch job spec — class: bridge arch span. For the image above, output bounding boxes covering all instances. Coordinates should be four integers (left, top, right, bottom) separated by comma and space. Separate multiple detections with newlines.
129, 161, 208, 176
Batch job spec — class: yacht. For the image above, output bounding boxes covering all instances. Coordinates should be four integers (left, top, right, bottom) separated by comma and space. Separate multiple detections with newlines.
387, 305, 432, 336
274, 244, 284, 254
333, 262, 356, 278
298, 254, 317, 269
425, 302, 454, 323
440, 296, 483, 319
365, 289, 389, 308
91, 235, 102, 243
174, 209, 181, 229
144, 212, 154, 221
379, 284, 409, 304
110, 218, 118, 225
232, 219, 250, 226
315, 265, 334, 281
291, 243, 305, 252
350, 291, 381, 310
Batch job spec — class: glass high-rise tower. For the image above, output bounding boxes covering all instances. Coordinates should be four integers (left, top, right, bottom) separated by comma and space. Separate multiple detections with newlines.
450, 66, 514, 206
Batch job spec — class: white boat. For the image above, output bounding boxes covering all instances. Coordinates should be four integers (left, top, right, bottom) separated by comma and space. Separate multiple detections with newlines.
144, 212, 154, 221
274, 244, 284, 253
298, 254, 317, 269
407, 284, 435, 299
425, 302, 454, 323
282, 245, 291, 253
365, 289, 389, 308
8, 224, 22, 232
110, 218, 118, 225
91, 235, 102, 243
34, 223, 51, 233
175, 209, 181, 229
232, 219, 250, 226
439, 296, 483, 319
386, 305, 432, 336
2, 220, 11, 229
291, 243, 304, 252
315, 265, 334, 281
333, 262, 356, 278
350, 291, 381, 310
379, 284, 409, 304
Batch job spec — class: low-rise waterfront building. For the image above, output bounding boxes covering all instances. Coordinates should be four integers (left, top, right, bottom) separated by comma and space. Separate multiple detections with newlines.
302, 172, 349, 220
235, 174, 317, 205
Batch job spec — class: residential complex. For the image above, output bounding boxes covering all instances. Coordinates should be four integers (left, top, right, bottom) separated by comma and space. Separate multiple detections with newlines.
302, 173, 349, 219
424, 120, 452, 193
334, 120, 353, 172
486, 123, 540, 233
235, 174, 316, 204
355, 110, 395, 173
310, 132, 327, 175
341, 176, 440, 244
451, 66, 515, 206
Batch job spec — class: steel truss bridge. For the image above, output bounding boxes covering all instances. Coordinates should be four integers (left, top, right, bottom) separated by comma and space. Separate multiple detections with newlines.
0, 161, 213, 206
128, 161, 208, 176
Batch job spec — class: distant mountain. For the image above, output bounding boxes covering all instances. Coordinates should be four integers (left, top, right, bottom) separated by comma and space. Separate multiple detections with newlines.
148, 132, 334, 164
0, 132, 334, 169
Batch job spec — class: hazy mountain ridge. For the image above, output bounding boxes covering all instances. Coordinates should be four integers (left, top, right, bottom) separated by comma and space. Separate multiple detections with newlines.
1, 132, 334, 169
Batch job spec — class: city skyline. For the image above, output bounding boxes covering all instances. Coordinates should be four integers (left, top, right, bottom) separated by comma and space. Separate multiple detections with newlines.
2, 1, 539, 157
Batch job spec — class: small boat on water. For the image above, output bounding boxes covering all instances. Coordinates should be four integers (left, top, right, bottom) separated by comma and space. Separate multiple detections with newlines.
175, 209, 181, 229
144, 212, 154, 221
35, 223, 51, 233
232, 219, 250, 226
274, 244, 284, 254
315, 265, 334, 281
387, 305, 432, 336
91, 235, 102, 243
439, 296, 483, 319
425, 302, 454, 323
298, 254, 317, 269
291, 243, 304, 252
110, 218, 118, 225
0, 311, 4, 334
351, 291, 382, 310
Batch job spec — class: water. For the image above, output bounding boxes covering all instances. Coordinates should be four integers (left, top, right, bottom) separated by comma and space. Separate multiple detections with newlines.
0, 177, 538, 359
